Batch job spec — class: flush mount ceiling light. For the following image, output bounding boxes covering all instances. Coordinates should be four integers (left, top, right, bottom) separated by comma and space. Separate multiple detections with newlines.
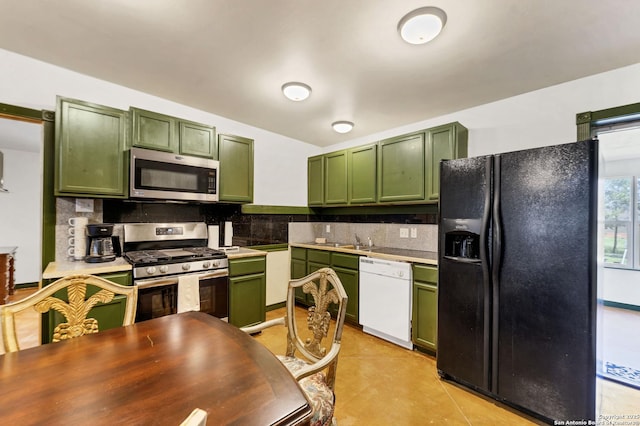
282, 82, 312, 101
398, 6, 447, 45
332, 121, 354, 134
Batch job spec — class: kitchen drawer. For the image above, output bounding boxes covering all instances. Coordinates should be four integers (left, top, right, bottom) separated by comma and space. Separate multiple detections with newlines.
290, 247, 307, 261
331, 252, 359, 269
413, 264, 437, 284
307, 249, 331, 265
229, 256, 266, 276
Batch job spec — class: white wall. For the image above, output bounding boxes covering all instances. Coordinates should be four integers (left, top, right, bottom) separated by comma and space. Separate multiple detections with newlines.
0, 49, 321, 207
0, 148, 42, 284
326, 62, 640, 158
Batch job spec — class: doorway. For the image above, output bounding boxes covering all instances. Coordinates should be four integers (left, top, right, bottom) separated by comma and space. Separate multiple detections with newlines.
0, 116, 43, 286
595, 124, 640, 414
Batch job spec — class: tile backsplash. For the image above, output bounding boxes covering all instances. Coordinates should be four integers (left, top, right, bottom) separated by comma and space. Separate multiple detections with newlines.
289, 222, 438, 252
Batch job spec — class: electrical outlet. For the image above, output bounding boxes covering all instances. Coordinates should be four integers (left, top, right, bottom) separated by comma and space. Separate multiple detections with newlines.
326, 224, 331, 233
400, 228, 409, 238
75, 198, 94, 213
410, 227, 417, 238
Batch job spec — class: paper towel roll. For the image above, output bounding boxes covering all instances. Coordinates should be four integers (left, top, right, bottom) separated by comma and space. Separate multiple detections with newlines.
224, 221, 233, 247
207, 225, 219, 249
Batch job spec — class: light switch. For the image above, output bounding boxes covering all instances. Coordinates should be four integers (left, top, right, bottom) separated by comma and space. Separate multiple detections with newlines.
410, 228, 417, 238
400, 228, 409, 238
326, 224, 331, 233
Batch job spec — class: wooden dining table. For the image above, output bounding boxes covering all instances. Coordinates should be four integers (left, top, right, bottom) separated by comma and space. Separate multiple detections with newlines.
0, 312, 312, 425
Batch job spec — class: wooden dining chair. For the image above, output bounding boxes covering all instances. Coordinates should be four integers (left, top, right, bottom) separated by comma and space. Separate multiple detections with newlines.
242, 267, 348, 426
1, 274, 138, 353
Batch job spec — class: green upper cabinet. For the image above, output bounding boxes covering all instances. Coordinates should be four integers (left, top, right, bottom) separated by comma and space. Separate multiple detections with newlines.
348, 143, 377, 204
55, 97, 128, 198
378, 132, 425, 203
308, 155, 324, 206
425, 122, 468, 201
179, 120, 217, 159
131, 107, 216, 159
306, 122, 467, 207
324, 150, 348, 205
131, 107, 177, 152
218, 133, 254, 203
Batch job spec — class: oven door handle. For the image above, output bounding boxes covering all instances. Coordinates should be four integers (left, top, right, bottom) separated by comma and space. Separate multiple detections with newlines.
135, 268, 229, 289
135, 277, 179, 289
198, 269, 229, 280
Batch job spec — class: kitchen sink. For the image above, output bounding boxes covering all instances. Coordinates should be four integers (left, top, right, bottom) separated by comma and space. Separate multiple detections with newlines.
312, 242, 354, 248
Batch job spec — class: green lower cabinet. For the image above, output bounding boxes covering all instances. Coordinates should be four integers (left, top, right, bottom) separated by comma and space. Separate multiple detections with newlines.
42, 271, 132, 344
412, 265, 438, 352
228, 256, 266, 328
332, 266, 358, 325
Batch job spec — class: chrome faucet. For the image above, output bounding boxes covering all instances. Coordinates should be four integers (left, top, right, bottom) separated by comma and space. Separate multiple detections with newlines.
355, 234, 361, 246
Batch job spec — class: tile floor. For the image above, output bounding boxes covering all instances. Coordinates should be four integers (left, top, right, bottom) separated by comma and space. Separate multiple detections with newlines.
2, 288, 638, 424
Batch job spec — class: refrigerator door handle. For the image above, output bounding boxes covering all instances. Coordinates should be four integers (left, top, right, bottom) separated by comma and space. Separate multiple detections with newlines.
491, 154, 502, 393
480, 156, 492, 390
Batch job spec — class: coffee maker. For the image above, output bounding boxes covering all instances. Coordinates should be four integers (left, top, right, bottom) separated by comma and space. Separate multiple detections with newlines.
85, 223, 121, 263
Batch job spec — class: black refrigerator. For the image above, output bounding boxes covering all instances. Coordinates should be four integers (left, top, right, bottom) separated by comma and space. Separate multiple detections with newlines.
437, 139, 597, 423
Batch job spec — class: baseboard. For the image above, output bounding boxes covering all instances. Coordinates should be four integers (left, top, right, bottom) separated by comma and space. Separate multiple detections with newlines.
602, 300, 640, 312
15, 282, 39, 289
266, 302, 286, 312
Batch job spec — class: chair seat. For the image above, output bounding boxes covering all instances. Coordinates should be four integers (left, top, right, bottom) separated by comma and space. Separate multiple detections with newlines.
278, 355, 335, 426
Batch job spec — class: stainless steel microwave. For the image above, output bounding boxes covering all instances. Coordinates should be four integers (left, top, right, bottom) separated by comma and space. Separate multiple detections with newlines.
130, 148, 219, 202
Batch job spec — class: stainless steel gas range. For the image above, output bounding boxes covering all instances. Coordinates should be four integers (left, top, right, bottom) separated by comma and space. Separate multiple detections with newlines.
123, 222, 229, 322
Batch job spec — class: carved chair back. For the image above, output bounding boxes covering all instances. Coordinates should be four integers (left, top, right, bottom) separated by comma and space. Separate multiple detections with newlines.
1, 274, 138, 353
285, 267, 348, 390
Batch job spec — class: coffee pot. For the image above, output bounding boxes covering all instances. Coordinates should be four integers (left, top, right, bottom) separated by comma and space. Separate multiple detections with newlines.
85, 223, 120, 263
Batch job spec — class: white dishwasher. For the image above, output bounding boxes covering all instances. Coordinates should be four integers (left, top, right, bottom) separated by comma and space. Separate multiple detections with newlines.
359, 257, 413, 350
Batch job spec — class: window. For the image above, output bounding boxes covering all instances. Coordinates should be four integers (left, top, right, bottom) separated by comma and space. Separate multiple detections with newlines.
598, 125, 640, 269
603, 177, 633, 267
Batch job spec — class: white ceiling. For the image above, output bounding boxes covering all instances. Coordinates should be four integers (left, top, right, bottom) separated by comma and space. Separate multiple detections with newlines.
1, 1, 640, 147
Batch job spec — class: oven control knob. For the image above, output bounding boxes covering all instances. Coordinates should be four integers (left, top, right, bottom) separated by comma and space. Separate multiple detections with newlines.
146, 267, 156, 275
203, 261, 211, 268
182, 263, 191, 271
212, 260, 220, 268
159, 265, 169, 274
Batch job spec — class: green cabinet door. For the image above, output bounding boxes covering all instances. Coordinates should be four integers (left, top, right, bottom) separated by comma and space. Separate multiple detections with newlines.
331, 253, 359, 324
42, 271, 133, 344
179, 120, 217, 159
308, 155, 324, 206
55, 97, 128, 198
324, 150, 348, 205
412, 264, 438, 352
218, 134, 254, 203
425, 122, 468, 201
348, 143, 377, 204
291, 247, 308, 305
229, 273, 266, 328
378, 132, 425, 203
228, 256, 266, 327
333, 267, 358, 324
130, 107, 178, 152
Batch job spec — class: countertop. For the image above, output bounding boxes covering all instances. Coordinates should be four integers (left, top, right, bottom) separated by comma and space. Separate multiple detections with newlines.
225, 247, 268, 259
43, 248, 267, 280
43, 257, 132, 280
290, 243, 438, 266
